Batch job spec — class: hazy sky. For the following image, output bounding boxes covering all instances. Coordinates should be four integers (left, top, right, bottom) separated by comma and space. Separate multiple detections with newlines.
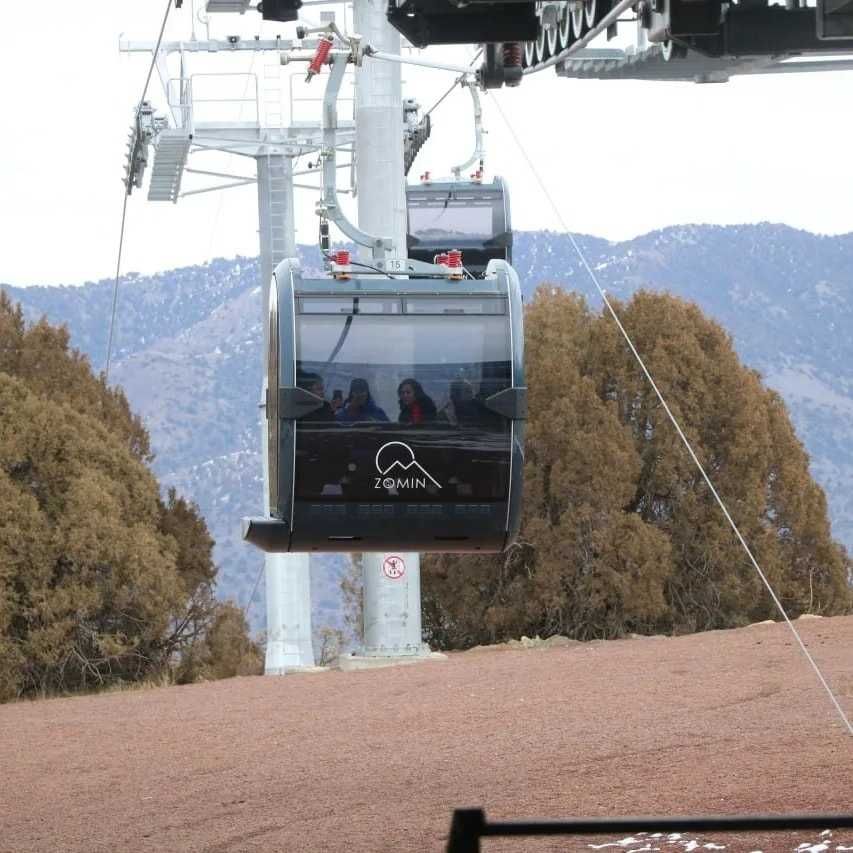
2, 1, 852, 286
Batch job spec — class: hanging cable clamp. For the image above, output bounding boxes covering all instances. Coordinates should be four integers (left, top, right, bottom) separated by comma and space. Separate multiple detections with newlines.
349, 33, 364, 66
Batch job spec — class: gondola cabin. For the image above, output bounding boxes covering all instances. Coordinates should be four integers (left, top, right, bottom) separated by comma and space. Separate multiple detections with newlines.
243, 257, 526, 553
406, 177, 512, 279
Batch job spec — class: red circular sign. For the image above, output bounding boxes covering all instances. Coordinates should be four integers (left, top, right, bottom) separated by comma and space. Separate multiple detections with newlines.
382, 555, 406, 580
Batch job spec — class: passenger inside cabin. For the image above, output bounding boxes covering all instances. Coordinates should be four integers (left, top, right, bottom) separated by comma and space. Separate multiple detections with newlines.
397, 378, 437, 425
335, 377, 389, 423
297, 371, 336, 422
439, 379, 481, 426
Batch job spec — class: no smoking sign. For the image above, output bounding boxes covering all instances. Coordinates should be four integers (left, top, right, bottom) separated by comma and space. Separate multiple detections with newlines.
382, 555, 406, 580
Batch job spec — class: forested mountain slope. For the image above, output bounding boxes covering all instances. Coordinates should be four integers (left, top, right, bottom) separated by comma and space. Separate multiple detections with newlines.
4, 224, 851, 623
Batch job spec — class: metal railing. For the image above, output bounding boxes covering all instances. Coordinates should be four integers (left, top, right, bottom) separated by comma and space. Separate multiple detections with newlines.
288, 68, 355, 125
446, 809, 853, 852
167, 72, 260, 131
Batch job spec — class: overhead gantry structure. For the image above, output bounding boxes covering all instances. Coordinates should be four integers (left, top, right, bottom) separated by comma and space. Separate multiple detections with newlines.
196, 0, 853, 87
384, 0, 853, 85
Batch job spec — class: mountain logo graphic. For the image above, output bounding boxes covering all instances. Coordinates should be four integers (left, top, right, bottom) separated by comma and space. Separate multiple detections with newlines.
374, 441, 441, 490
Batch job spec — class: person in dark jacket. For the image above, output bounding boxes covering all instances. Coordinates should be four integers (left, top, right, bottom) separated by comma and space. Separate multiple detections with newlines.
438, 378, 483, 426
336, 377, 389, 422
397, 378, 437, 425
297, 372, 336, 422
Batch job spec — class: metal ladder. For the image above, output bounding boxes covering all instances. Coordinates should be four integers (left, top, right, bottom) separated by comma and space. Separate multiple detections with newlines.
148, 130, 192, 202
262, 53, 283, 130
265, 155, 294, 267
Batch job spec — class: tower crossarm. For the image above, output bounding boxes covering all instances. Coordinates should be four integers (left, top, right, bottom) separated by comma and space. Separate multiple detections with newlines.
119, 37, 301, 54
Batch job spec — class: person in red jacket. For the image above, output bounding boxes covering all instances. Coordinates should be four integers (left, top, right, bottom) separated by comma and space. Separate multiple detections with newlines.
397, 378, 437, 425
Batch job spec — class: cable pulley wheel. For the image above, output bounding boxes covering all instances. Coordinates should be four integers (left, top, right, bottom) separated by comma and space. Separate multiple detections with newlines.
558, 4, 572, 49
535, 23, 548, 62
546, 21, 558, 56
571, 0, 585, 40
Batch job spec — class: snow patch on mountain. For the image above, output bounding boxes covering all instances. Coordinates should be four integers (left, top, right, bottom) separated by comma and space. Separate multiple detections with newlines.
765, 368, 853, 419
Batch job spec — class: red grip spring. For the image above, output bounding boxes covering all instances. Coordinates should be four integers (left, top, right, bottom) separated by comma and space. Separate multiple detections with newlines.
446, 249, 463, 269
334, 249, 350, 266
308, 36, 333, 77
434, 253, 449, 266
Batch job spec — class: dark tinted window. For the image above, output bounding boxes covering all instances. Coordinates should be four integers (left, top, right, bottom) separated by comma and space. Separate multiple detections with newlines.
408, 202, 494, 240
405, 297, 505, 315
296, 300, 511, 424
293, 296, 512, 502
407, 187, 505, 243
299, 297, 403, 315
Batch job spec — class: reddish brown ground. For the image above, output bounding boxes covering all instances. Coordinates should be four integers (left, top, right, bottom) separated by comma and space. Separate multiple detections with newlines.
1, 617, 851, 853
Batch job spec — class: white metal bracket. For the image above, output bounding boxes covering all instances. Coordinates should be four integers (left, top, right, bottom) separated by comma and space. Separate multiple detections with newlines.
451, 79, 485, 180
320, 54, 392, 259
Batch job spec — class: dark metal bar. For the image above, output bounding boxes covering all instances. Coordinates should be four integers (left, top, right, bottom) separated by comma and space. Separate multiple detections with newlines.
446, 809, 853, 853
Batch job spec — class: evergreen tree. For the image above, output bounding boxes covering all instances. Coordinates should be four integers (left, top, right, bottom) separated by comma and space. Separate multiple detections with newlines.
0, 295, 256, 700
0, 372, 183, 696
0, 292, 150, 461
176, 602, 262, 683
422, 289, 852, 648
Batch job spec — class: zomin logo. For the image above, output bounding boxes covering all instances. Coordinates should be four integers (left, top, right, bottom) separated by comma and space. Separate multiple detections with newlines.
374, 441, 441, 492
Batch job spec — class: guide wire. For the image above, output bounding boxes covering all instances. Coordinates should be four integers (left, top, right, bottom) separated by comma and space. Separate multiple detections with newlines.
105, 197, 130, 383
105, 0, 175, 382
425, 48, 483, 117
243, 562, 265, 621
490, 92, 853, 737
349, 260, 397, 278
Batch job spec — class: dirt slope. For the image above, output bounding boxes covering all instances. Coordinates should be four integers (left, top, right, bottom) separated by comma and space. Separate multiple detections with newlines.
1, 617, 851, 853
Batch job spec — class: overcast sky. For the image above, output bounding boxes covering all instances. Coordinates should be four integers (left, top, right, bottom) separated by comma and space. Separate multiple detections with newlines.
2, 1, 852, 287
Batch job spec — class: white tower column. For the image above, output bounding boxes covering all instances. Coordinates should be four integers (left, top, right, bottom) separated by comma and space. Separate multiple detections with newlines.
257, 151, 314, 672
354, 0, 425, 657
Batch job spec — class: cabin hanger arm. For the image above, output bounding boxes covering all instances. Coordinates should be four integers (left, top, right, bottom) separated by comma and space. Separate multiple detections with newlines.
450, 79, 485, 180
318, 53, 393, 260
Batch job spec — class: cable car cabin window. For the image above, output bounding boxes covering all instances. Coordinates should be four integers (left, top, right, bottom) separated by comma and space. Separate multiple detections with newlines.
405, 297, 505, 315
298, 297, 403, 315
294, 296, 512, 504
408, 202, 494, 241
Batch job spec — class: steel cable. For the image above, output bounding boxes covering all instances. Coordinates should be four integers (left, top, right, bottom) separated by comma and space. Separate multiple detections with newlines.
424, 48, 483, 117
105, 0, 175, 382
